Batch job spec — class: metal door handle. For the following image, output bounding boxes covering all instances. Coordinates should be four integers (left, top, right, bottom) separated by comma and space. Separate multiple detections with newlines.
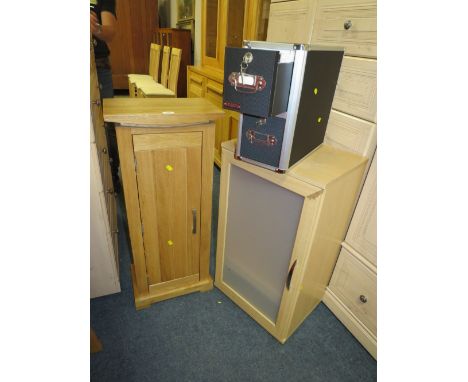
286, 260, 297, 290
192, 209, 197, 234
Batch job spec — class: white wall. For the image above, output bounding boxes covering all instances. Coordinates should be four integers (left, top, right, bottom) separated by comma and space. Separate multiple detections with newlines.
194, 0, 201, 66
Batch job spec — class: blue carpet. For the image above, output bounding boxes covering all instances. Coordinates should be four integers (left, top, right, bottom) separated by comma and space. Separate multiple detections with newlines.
91, 166, 377, 381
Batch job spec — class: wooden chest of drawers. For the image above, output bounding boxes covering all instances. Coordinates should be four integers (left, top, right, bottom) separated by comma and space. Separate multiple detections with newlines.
265, 0, 378, 358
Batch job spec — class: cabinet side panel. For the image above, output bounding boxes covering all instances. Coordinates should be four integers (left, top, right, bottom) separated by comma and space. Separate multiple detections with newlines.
116, 127, 149, 296
287, 163, 366, 337
222, 164, 304, 322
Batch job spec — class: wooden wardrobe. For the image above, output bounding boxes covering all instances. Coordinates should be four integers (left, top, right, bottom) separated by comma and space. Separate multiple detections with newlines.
108, 0, 159, 90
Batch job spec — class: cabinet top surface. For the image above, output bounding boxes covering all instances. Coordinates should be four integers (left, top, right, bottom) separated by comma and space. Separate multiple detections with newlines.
103, 98, 224, 126
223, 140, 367, 188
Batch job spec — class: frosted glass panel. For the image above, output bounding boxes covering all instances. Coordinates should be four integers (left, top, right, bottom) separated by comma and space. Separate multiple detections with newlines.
223, 165, 303, 322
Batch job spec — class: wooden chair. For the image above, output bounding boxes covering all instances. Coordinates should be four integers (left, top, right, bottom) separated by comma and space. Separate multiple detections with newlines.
137, 48, 182, 98
159, 46, 172, 88
128, 43, 161, 97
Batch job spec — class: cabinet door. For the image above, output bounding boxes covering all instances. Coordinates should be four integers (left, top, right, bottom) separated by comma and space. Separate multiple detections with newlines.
221, 164, 304, 322
202, 0, 224, 69
133, 132, 202, 286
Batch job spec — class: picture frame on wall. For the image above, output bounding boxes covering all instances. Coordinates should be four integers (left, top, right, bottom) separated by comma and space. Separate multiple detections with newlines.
178, 0, 194, 21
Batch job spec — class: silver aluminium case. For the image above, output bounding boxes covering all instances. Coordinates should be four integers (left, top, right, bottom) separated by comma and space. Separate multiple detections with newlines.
236, 41, 343, 172
235, 41, 309, 172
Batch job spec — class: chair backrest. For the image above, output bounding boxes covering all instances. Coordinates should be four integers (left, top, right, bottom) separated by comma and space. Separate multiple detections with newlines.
149, 43, 161, 82
167, 48, 182, 95
160, 46, 171, 87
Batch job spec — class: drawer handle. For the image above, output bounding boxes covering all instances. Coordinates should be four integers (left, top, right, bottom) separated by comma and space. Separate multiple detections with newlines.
107, 188, 114, 195
192, 209, 197, 234
359, 295, 368, 303
102, 148, 108, 154
255, 118, 267, 126
286, 260, 297, 290
91, 99, 101, 106
344, 20, 352, 30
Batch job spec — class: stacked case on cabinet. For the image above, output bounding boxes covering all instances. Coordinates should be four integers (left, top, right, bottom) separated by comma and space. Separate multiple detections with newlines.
223, 41, 344, 172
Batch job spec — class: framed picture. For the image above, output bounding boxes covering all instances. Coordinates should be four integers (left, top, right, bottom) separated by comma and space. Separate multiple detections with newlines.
178, 0, 194, 20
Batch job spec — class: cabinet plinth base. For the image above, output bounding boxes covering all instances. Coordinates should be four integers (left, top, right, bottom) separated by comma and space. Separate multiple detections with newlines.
131, 265, 214, 310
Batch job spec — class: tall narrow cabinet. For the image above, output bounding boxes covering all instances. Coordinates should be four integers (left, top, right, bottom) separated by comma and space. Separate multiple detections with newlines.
215, 140, 367, 343
91, 43, 120, 298
103, 98, 224, 309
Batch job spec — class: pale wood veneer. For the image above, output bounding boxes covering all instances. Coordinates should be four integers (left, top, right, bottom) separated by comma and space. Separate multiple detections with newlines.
103, 98, 223, 309
215, 140, 367, 343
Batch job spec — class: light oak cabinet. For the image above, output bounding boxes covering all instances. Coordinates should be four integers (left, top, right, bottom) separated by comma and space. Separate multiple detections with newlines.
215, 140, 367, 343
103, 98, 224, 309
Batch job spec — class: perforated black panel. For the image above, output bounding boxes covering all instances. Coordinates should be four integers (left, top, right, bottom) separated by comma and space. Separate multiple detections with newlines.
289, 50, 344, 166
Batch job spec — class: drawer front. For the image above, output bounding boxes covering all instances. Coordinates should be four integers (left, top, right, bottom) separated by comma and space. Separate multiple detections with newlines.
312, 0, 377, 58
324, 109, 376, 158
333, 56, 376, 122
239, 115, 286, 168
223, 47, 280, 117
206, 79, 224, 105
203, 79, 223, 111
187, 71, 205, 98
329, 247, 376, 335
267, 0, 317, 44
346, 152, 377, 265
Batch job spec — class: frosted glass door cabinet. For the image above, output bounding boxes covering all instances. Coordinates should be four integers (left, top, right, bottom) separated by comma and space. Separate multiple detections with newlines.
215, 140, 367, 343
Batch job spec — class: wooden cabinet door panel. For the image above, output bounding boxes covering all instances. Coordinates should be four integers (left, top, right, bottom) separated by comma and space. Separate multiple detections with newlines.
133, 132, 202, 285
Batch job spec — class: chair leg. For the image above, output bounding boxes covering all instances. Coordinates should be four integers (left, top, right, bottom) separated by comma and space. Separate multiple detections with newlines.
91, 328, 103, 353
